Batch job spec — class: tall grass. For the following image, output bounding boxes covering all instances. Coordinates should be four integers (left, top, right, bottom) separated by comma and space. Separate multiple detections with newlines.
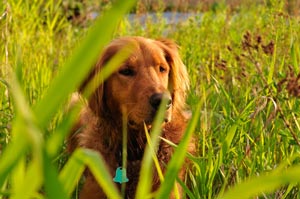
0, 0, 135, 198
1, 0, 300, 199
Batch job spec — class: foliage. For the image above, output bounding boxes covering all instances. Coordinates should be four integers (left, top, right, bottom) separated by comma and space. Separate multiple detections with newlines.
1, 0, 300, 198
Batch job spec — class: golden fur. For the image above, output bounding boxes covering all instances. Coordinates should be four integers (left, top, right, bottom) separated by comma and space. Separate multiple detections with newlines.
68, 36, 194, 199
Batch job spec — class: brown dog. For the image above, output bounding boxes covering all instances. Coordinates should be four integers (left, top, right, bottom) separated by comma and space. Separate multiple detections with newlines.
68, 36, 194, 199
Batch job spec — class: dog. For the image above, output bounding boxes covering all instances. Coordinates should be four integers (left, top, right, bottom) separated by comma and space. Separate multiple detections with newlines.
68, 36, 194, 199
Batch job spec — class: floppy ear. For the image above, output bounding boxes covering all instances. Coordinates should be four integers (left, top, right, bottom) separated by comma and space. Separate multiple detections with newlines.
156, 39, 190, 111
79, 44, 119, 116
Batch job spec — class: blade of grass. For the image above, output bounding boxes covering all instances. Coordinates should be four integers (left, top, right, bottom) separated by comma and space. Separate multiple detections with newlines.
176, 176, 196, 199
159, 136, 198, 163
59, 149, 86, 196
144, 125, 164, 181
121, 107, 128, 198
46, 106, 80, 157
0, 135, 28, 189
218, 165, 300, 199
135, 98, 168, 199
221, 124, 238, 157
10, 157, 25, 196
212, 76, 238, 116
11, 156, 43, 199
60, 148, 122, 198
155, 99, 202, 198
82, 149, 122, 199
43, 149, 68, 199
10, 124, 43, 199
290, 42, 299, 74
267, 30, 278, 85
0, 73, 42, 188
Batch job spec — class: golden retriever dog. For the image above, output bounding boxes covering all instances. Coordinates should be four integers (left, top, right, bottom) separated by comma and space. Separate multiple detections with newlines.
68, 36, 194, 199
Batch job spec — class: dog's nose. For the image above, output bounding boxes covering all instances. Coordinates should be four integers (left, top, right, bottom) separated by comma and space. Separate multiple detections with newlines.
149, 93, 172, 110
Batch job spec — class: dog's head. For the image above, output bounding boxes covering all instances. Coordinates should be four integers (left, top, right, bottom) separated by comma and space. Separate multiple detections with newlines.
80, 36, 189, 129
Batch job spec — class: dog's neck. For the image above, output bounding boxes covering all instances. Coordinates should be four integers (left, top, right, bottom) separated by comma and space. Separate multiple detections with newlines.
127, 128, 148, 161
98, 115, 149, 163
115, 128, 147, 165
96, 108, 182, 165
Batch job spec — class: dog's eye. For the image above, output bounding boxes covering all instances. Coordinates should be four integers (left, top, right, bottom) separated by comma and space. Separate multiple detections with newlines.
159, 66, 167, 73
119, 68, 135, 76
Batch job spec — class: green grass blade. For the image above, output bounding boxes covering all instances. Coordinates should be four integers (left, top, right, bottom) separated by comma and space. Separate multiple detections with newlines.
135, 99, 168, 199
59, 150, 86, 196
46, 108, 78, 157
0, 75, 41, 188
43, 149, 68, 199
213, 77, 238, 116
221, 124, 238, 156
291, 42, 299, 74
0, 134, 28, 188
267, 30, 278, 85
144, 125, 164, 182
218, 165, 300, 199
155, 100, 202, 198
60, 148, 122, 198
82, 149, 122, 199
176, 176, 196, 199
11, 157, 26, 195
11, 156, 43, 199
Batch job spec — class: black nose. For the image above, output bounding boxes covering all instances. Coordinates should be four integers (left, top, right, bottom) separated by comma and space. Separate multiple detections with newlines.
149, 93, 172, 110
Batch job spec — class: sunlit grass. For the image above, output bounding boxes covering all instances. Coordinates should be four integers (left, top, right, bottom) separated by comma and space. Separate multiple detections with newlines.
0, 0, 135, 198
1, 0, 300, 199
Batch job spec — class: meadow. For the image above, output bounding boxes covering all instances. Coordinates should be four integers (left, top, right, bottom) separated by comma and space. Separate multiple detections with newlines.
1, 0, 300, 198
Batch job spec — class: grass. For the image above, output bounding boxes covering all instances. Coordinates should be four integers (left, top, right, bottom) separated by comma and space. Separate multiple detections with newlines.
1, 0, 300, 198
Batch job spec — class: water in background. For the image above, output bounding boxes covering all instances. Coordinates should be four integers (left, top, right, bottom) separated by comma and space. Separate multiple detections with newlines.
127, 12, 199, 25
91, 11, 199, 25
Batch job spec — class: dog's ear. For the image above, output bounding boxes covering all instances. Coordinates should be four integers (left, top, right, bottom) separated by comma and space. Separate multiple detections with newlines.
79, 43, 120, 116
156, 38, 190, 111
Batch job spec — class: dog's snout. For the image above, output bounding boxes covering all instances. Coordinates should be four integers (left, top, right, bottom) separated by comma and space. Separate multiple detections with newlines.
149, 93, 172, 110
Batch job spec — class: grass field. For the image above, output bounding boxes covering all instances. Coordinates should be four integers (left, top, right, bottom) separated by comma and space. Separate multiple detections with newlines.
1, 0, 300, 198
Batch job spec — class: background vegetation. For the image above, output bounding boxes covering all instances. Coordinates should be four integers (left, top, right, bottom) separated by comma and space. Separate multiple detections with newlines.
1, 0, 300, 198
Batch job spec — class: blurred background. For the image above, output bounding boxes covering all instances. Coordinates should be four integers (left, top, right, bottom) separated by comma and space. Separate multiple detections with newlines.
62, 0, 300, 24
